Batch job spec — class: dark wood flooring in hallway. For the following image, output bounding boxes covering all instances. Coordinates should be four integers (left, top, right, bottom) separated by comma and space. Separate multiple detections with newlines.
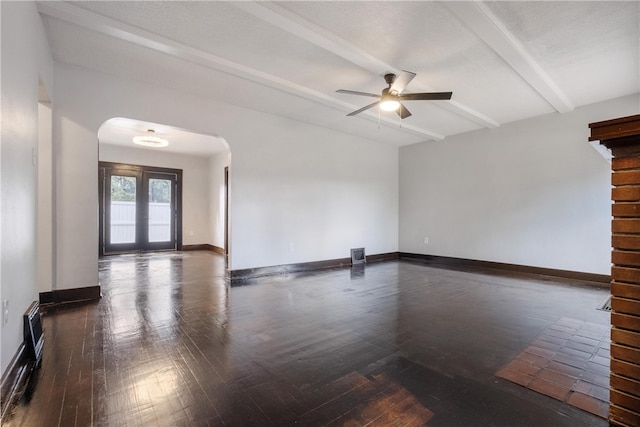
5, 251, 611, 426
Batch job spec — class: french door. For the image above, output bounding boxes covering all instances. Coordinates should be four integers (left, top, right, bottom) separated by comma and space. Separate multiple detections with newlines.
99, 162, 182, 255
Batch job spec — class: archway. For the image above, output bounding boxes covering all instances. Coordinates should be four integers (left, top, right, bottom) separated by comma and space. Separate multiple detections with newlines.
96, 117, 231, 262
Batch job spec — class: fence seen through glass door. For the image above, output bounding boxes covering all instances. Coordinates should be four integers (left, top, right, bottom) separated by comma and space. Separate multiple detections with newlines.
110, 175, 137, 244
148, 178, 172, 242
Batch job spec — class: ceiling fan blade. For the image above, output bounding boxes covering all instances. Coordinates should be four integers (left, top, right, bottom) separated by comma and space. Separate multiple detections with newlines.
347, 101, 379, 116
389, 70, 416, 94
400, 92, 452, 101
396, 103, 412, 119
336, 89, 380, 98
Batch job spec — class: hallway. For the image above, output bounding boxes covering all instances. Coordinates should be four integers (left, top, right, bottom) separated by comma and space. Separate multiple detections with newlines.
6, 251, 609, 426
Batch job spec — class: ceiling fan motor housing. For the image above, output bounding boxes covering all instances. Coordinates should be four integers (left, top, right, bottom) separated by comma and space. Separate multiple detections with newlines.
384, 73, 396, 86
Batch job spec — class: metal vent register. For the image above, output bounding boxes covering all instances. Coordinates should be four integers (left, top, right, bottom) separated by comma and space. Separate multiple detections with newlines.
351, 248, 366, 265
597, 295, 612, 312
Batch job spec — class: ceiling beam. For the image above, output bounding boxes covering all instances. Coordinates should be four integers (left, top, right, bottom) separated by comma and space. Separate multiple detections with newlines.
231, 1, 499, 129
443, 1, 574, 113
37, 1, 443, 141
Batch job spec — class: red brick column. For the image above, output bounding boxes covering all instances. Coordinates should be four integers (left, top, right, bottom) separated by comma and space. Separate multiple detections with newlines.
590, 114, 640, 427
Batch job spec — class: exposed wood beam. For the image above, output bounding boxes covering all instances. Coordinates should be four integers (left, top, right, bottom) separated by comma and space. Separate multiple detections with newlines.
443, 1, 574, 113
232, 1, 499, 129
37, 1, 443, 141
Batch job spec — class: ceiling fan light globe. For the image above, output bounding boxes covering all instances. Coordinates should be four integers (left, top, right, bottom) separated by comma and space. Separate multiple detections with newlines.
380, 99, 400, 112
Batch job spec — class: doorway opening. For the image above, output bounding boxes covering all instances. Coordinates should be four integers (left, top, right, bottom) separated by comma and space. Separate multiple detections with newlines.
37, 77, 54, 292
99, 162, 182, 255
224, 166, 229, 264
97, 118, 231, 262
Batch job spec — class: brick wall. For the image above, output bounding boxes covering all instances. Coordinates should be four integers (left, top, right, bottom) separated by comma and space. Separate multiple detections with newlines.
590, 114, 640, 427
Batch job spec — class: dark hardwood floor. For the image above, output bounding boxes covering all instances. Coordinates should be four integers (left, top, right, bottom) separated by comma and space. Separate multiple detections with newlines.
5, 251, 610, 426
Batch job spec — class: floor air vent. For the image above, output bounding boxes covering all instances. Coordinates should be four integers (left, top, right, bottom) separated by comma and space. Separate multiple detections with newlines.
597, 295, 612, 312
351, 248, 366, 265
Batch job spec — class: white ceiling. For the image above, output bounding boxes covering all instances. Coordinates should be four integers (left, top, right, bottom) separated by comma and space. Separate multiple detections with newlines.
38, 1, 639, 149
98, 117, 228, 157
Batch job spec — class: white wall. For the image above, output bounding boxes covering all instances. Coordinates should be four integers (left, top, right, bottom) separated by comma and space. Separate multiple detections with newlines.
233, 125, 398, 269
400, 94, 639, 275
1, 1, 53, 373
99, 144, 213, 246
53, 62, 399, 289
209, 151, 230, 250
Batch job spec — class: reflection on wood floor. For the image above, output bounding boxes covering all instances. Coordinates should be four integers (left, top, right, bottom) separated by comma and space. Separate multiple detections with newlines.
5, 251, 610, 426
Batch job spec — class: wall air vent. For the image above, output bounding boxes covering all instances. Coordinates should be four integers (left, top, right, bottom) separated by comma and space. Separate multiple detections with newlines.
597, 295, 612, 312
351, 248, 366, 265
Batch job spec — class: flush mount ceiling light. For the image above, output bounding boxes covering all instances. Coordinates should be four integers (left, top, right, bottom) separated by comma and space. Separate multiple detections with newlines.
133, 129, 168, 148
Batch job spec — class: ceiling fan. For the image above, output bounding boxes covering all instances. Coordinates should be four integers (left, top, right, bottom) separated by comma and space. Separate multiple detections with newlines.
336, 70, 452, 119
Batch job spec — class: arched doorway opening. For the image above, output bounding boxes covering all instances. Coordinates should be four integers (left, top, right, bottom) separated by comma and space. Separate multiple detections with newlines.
96, 117, 231, 262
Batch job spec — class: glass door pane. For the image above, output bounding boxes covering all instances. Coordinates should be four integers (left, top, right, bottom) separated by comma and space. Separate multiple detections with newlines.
110, 175, 137, 244
148, 178, 172, 243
